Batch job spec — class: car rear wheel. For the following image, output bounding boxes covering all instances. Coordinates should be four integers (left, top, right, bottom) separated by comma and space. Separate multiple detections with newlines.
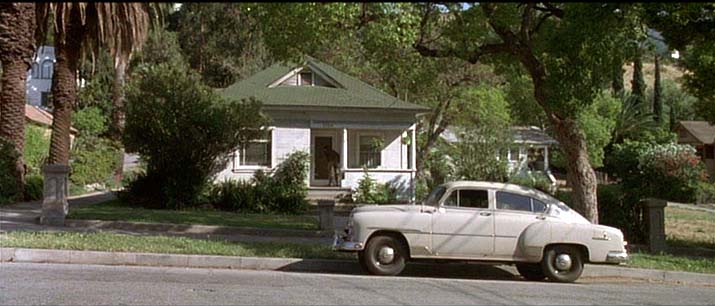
362, 235, 407, 276
516, 263, 546, 281
541, 245, 584, 283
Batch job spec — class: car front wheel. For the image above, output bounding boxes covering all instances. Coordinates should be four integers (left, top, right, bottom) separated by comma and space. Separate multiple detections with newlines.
541, 245, 584, 283
361, 235, 407, 276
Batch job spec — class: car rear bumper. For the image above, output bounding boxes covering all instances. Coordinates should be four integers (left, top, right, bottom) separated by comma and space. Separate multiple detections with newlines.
332, 232, 364, 252
606, 250, 629, 263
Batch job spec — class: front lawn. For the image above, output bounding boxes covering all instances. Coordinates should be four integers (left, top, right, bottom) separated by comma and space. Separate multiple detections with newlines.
67, 200, 319, 231
627, 252, 715, 274
0, 231, 351, 260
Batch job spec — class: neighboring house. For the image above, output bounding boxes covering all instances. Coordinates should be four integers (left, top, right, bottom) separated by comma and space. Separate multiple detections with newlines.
441, 126, 558, 182
216, 56, 429, 200
676, 120, 715, 180
25, 104, 78, 147
26, 46, 55, 108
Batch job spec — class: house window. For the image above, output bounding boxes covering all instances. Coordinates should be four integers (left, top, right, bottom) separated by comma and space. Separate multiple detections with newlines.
41, 60, 53, 79
31, 63, 40, 78
40, 92, 52, 108
300, 72, 313, 86
508, 147, 520, 162
359, 135, 382, 168
235, 133, 272, 167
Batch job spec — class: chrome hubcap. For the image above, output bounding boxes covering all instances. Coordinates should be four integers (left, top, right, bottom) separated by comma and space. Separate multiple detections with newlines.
555, 254, 573, 271
377, 246, 395, 264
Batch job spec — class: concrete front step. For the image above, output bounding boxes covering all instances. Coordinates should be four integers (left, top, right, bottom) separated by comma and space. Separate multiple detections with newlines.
307, 187, 352, 201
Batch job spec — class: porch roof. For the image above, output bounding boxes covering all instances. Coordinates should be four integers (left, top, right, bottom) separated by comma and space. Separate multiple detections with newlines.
678, 121, 715, 145
220, 56, 429, 113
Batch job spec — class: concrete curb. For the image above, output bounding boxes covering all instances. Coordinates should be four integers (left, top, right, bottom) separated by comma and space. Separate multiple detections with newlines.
64, 220, 333, 238
2, 247, 714, 285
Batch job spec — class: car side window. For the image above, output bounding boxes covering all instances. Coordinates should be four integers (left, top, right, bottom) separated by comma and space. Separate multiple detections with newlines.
459, 189, 489, 209
443, 191, 458, 207
496, 192, 532, 212
532, 198, 547, 213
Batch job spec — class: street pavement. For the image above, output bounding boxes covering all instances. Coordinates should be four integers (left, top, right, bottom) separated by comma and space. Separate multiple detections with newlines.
1, 262, 713, 305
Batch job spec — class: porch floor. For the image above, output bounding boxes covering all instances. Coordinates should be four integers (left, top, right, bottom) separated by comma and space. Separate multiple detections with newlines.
307, 186, 352, 202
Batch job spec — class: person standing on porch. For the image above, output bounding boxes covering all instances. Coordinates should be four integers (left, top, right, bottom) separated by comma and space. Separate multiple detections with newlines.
323, 145, 340, 187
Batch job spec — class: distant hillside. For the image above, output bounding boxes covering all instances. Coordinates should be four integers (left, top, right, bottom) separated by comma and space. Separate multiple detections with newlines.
622, 61, 686, 92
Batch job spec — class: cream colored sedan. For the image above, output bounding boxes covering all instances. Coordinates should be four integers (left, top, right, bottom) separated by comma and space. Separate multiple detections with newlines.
334, 181, 628, 283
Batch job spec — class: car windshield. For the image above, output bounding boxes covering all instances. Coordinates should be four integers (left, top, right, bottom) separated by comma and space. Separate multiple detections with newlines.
423, 186, 446, 207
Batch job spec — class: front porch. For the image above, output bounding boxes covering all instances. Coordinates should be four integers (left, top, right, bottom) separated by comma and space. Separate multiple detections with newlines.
309, 124, 417, 201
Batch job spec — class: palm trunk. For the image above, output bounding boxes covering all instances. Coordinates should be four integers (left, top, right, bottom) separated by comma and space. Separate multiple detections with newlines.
0, 3, 36, 199
111, 53, 129, 184
48, 9, 83, 165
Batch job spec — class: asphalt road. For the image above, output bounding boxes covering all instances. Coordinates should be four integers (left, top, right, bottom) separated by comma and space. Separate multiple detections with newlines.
1, 263, 713, 305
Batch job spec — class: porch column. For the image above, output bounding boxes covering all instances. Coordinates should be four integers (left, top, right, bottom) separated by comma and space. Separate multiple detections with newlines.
341, 128, 348, 187
544, 146, 549, 171
410, 125, 417, 203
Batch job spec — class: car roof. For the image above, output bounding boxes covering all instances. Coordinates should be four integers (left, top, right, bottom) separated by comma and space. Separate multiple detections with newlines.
439, 180, 561, 205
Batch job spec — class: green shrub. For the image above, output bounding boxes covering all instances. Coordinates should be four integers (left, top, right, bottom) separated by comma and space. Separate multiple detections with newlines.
0, 139, 20, 205
597, 183, 646, 243
207, 151, 309, 214
72, 106, 108, 137
508, 172, 555, 195
354, 169, 378, 204
209, 179, 258, 212
23, 175, 44, 201
353, 169, 403, 204
608, 141, 707, 203
23, 125, 49, 175
70, 137, 121, 188
123, 62, 269, 209
697, 182, 715, 204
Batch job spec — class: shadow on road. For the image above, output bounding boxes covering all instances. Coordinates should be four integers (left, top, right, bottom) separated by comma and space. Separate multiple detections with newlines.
278, 260, 523, 282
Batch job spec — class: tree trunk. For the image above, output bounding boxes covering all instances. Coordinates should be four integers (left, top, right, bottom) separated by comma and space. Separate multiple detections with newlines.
653, 54, 662, 124
552, 118, 599, 223
0, 3, 36, 199
48, 8, 83, 165
111, 53, 129, 184
611, 62, 624, 98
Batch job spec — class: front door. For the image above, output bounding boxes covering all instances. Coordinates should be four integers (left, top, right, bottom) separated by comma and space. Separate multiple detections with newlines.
431, 188, 495, 257
314, 136, 332, 182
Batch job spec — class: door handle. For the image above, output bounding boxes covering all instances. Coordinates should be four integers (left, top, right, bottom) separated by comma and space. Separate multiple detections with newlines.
479, 212, 492, 216
536, 215, 546, 220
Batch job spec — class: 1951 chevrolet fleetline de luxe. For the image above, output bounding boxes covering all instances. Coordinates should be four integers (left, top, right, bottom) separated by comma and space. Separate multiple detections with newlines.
334, 181, 629, 282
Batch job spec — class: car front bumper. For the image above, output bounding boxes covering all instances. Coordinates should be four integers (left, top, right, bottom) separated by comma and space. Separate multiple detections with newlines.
606, 250, 629, 264
332, 232, 364, 252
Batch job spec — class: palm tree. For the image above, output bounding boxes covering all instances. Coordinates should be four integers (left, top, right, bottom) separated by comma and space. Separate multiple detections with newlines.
35, 3, 151, 165
0, 3, 36, 199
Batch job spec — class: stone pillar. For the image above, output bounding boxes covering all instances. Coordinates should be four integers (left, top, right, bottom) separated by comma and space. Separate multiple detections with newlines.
641, 198, 668, 253
40, 164, 71, 226
317, 199, 335, 231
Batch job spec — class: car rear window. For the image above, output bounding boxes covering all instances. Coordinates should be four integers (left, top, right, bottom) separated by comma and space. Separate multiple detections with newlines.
497, 191, 546, 213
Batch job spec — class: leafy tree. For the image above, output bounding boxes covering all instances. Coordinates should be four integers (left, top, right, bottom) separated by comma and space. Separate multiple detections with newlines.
123, 62, 269, 208
448, 85, 512, 182
170, 3, 272, 88
0, 3, 36, 199
577, 92, 620, 168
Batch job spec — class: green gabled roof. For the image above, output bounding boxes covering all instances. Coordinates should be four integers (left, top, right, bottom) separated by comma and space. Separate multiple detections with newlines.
220, 56, 429, 112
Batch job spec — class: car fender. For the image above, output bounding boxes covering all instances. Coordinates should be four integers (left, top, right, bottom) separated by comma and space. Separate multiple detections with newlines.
518, 221, 552, 261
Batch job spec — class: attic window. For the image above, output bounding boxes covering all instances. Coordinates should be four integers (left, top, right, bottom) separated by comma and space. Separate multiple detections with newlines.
277, 68, 336, 88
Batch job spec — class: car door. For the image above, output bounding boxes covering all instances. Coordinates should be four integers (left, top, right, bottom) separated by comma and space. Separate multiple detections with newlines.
430, 188, 494, 258
493, 191, 548, 258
